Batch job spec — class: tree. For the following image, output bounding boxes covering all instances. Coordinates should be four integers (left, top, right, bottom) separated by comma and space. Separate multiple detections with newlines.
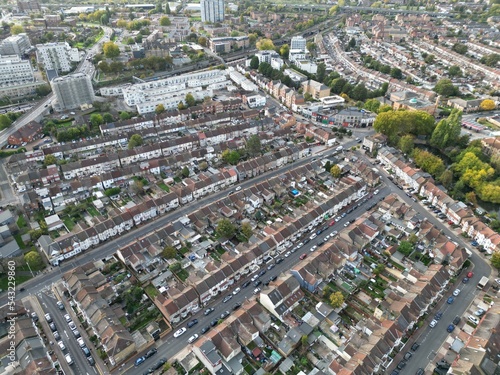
330, 165, 341, 178
491, 252, 500, 270
399, 135, 414, 155
199, 161, 208, 171
181, 166, 190, 178
104, 187, 121, 197
103, 41, 120, 58
256, 38, 275, 50
364, 99, 380, 113
329, 5, 339, 14
350, 83, 367, 101
162, 245, 177, 259
448, 65, 462, 77
408, 233, 418, 245
216, 218, 236, 239
131, 179, 144, 195
0, 114, 12, 130
301, 335, 308, 347
465, 191, 478, 206
221, 149, 240, 165
451, 43, 468, 55
119, 111, 131, 120
155, 104, 165, 114
128, 134, 143, 149
413, 149, 445, 177
240, 222, 253, 241
249, 56, 260, 70
24, 251, 43, 269
390, 67, 403, 79
278, 44, 289, 59
185, 93, 196, 107
246, 134, 261, 157
306, 41, 316, 53
330, 78, 347, 94
198, 36, 207, 46
373, 264, 385, 275
430, 109, 462, 149
329, 291, 344, 308
398, 241, 414, 256
35, 84, 51, 96
10, 24, 24, 34
44, 154, 57, 166
103, 113, 114, 123
159, 16, 171, 26
90, 114, 103, 127
165, 2, 171, 14
439, 169, 453, 188
433, 78, 459, 97
479, 99, 496, 111
480, 53, 500, 67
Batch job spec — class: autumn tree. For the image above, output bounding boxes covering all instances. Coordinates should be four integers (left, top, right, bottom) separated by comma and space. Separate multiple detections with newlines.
159, 16, 171, 26
185, 93, 196, 107
216, 219, 236, 239
439, 169, 453, 189
479, 99, 496, 111
221, 149, 240, 165
155, 104, 165, 114
162, 245, 177, 259
240, 222, 253, 241
330, 165, 341, 178
44, 154, 57, 166
10, 24, 24, 34
465, 191, 478, 206
329, 291, 344, 308
491, 252, 500, 269
256, 38, 275, 50
103, 41, 120, 58
128, 134, 143, 149
412, 149, 445, 177
131, 180, 144, 195
198, 36, 207, 46
279, 44, 290, 59
373, 110, 435, 145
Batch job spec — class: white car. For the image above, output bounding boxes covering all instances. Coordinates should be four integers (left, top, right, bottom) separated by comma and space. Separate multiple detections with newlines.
58, 341, 66, 351
174, 327, 187, 338
429, 319, 438, 328
188, 334, 199, 344
233, 287, 241, 295
65, 353, 73, 365
468, 315, 479, 325
495, 278, 500, 285
68, 321, 76, 330
453, 289, 461, 296
64, 314, 71, 322
310, 245, 317, 252
77, 337, 85, 347
284, 251, 291, 257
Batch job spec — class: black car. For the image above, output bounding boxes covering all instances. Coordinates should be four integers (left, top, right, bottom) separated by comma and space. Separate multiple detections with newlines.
200, 326, 210, 334
316, 240, 325, 247
88, 356, 95, 366
233, 302, 241, 310
275, 257, 284, 264
411, 343, 420, 351
403, 352, 412, 360
242, 281, 251, 288
390, 371, 399, 375
150, 358, 167, 371
416, 369, 424, 375
187, 319, 198, 328
210, 319, 218, 327
49, 323, 57, 332
434, 312, 443, 320
220, 311, 230, 319
269, 275, 277, 282
436, 360, 450, 369
204, 308, 215, 316
303, 239, 310, 244
396, 361, 406, 370
453, 316, 461, 325
145, 348, 157, 358
258, 269, 266, 277
254, 280, 262, 287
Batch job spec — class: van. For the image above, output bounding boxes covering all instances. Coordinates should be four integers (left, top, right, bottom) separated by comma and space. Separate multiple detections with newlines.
336, 146, 343, 152
271, 323, 280, 331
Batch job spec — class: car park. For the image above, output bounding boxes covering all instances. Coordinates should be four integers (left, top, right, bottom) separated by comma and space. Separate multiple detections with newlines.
222, 295, 233, 303
447, 296, 455, 304
188, 334, 199, 344
187, 319, 198, 328
453, 289, 461, 296
204, 308, 215, 316
174, 328, 187, 338
429, 319, 438, 328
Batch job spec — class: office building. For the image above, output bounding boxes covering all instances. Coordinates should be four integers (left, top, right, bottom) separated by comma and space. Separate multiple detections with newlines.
51, 73, 95, 110
36, 42, 80, 73
290, 36, 307, 53
0, 33, 32, 57
200, 0, 224, 23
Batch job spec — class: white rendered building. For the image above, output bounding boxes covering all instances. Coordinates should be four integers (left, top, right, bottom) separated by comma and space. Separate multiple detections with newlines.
36, 42, 80, 72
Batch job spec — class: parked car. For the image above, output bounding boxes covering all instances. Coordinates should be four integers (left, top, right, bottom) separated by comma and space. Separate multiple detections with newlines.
64, 314, 71, 322
87, 356, 95, 366
188, 334, 199, 344
220, 311, 230, 319
474, 309, 485, 316
233, 302, 241, 310
275, 257, 284, 264
447, 296, 455, 304
204, 308, 215, 316
447, 324, 455, 332
222, 295, 233, 303
56, 301, 64, 310
416, 368, 424, 375
134, 356, 146, 366
396, 360, 406, 370
467, 271, 474, 278
468, 316, 479, 325
411, 343, 420, 351
462, 277, 469, 283
429, 319, 438, 328
49, 323, 56, 332
187, 319, 198, 328
453, 316, 461, 325
173, 328, 187, 338
201, 326, 210, 334
77, 338, 85, 347
403, 352, 412, 360
58, 341, 66, 351
453, 289, 461, 296
242, 280, 251, 288
434, 312, 443, 320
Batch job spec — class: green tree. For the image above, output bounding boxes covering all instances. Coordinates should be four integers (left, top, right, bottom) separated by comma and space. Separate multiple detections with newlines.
159, 16, 171, 26
491, 251, 500, 269
221, 149, 240, 165
413, 149, 445, 177
102, 41, 120, 58
350, 83, 368, 101
480, 53, 500, 67
451, 43, 468, 55
256, 38, 275, 50
448, 65, 462, 77
279, 44, 290, 59
90, 113, 103, 127
398, 135, 414, 155
398, 241, 414, 256
43, 154, 57, 166
103, 113, 114, 123
240, 222, 253, 241
162, 245, 177, 259
246, 134, 261, 157
439, 169, 453, 188
216, 218, 236, 239
10, 24, 24, 34
363, 99, 380, 113
198, 36, 207, 46
128, 134, 143, 149
430, 109, 462, 149
373, 264, 385, 275
329, 5, 339, 14
390, 67, 403, 79
330, 165, 341, 178
301, 335, 308, 347
35, 84, 51, 96
24, 251, 43, 269
329, 291, 344, 308
0, 114, 12, 130
249, 56, 260, 69
185, 93, 196, 107
119, 111, 131, 120
433, 78, 459, 97
104, 187, 121, 197
181, 166, 190, 178
330, 78, 347, 94
306, 41, 316, 53
165, 2, 171, 14
155, 104, 165, 114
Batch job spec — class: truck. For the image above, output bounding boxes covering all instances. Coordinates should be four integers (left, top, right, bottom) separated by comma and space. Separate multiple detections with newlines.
477, 276, 489, 289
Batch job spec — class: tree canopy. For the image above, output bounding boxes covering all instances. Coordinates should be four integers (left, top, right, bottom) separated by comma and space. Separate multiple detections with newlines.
216, 219, 236, 239
159, 16, 171, 26
430, 109, 462, 149
10, 24, 24, 34
256, 38, 275, 50
373, 110, 435, 144
246, 135, 261, 157
128, 134, 143, 149
103, 41, 120, 58
480, 99, 496, 111
329, 291, 344, 308
433, 78, 459, 97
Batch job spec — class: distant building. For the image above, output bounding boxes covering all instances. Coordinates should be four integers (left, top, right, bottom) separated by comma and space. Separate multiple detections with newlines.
8, 120, 43, 145
200, 0, 225, 23
0, 33, 32, 57
301, 79, 330, 100
334, 107, 376, 127
0, 55, 35, 86
51, 73, 95, 110
290, 36, 307, 53
209, 36, 249, 54
17, 0, 41, 13
254, 50, 280, 64
36, 42, 80, 73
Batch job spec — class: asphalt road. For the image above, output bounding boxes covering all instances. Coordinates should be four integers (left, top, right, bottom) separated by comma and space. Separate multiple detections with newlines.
37, 292, 97, 375
121, 185, 393, 375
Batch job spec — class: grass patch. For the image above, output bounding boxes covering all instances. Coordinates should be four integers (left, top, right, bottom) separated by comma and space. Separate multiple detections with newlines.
17, 215, 27, 228
119, 316, 128, 326
63, 218, 76, 231
158, 182, 170, 192
13, 234, 27, 249
87, 206, 100, 217
144, 284, 159, 299
175, 269, 189, 281
0, 274, 32, 290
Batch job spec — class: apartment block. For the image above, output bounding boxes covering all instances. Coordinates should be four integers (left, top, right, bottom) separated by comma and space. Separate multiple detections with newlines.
0, 33, 32, 57
36, 42, 80, 72
51, 73, 95, 110
200, 0, 224, 23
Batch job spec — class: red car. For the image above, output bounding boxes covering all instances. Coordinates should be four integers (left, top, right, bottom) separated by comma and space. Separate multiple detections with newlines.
299, 254, 307, 260
467, 272, 474, 278
329, 219, 336, 226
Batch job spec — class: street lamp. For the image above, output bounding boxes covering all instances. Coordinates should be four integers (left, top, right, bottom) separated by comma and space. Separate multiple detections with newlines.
26, 260, 35, 278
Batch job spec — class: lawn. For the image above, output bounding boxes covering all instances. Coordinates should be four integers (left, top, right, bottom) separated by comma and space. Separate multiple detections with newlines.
158, 182, 170, 192
55, 120, 74, 129
13, 234, 27, 249
0, 274, 32, 290
63, 218, 75, 231
174, 269, 189, 281
16, 215, 27, 228
144, 284, 159, 299
87, 206, 100, 217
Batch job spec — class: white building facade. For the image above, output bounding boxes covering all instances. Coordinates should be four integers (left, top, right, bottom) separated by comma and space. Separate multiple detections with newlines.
36, 42, 80, 72
200, 0, 224, 22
